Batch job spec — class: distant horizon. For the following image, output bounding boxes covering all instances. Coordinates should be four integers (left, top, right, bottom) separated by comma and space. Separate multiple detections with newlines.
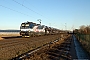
0, 29, 20, 30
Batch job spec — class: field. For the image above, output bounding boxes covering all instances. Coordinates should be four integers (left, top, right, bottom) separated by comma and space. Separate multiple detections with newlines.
0, 32, 20, 40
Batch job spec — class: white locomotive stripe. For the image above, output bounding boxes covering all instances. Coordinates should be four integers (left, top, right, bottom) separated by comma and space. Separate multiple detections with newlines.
21, 29, 33, 31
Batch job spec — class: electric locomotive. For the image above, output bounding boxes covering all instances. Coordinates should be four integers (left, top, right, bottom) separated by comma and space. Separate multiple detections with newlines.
20, 21, 37, 37
20, 21, 61, 37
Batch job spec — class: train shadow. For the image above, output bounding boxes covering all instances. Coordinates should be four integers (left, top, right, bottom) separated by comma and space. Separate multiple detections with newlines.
1, 36, 22, 39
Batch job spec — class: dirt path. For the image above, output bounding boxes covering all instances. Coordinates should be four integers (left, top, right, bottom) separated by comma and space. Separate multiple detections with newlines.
70, 35, 77, 59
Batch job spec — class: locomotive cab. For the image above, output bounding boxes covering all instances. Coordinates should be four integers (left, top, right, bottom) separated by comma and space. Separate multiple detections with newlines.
20, 22, 36, 37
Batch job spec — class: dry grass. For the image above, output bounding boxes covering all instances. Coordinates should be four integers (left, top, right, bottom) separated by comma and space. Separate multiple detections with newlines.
0, 37, 3, 40
76, 34, 90, 54
0, 33, 20, 40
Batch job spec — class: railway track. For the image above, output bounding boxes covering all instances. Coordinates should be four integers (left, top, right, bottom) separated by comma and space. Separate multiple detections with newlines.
12, 35, 72, 60
12, 38, 61, 60
0, 34, 69, 59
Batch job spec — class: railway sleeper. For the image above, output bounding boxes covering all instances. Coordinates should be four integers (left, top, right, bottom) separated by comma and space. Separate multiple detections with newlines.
61, 51, 71, 60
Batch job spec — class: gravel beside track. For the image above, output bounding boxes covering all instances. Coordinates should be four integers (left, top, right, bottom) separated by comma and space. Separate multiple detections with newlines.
0, 34, 69, 60
22, 35, 72, 60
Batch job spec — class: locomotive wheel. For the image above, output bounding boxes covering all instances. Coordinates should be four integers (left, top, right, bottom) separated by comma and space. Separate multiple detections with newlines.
22, 35, 25, 38
29, 33, 31, 38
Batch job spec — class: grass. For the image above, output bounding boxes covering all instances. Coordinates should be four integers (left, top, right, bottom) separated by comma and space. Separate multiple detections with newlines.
0, 33, 20, 40
76, 34, 90, 55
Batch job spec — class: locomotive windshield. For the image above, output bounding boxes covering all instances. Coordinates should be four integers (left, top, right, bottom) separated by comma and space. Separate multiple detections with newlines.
20, 23, 34, 29
21, 24, 25, 26
25, 24, 29, 26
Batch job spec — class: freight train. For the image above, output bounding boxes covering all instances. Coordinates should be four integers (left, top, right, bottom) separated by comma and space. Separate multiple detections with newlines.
20, 21, 60, 37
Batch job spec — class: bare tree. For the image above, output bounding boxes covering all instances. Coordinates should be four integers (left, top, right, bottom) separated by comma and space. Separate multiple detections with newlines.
80, 25, 86, 30
85, 25, 90, 34
79, 25, 86, 34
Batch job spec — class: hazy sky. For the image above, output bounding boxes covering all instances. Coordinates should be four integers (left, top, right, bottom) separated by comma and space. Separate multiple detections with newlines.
0, 0, 90, 30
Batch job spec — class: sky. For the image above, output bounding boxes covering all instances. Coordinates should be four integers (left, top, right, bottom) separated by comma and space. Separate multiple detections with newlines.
0, 0, 90, 30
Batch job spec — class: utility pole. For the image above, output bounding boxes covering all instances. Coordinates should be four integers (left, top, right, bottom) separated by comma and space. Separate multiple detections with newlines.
37, 19, 41, 25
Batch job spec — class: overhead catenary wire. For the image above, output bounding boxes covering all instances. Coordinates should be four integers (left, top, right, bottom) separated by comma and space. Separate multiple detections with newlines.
12, 0, 43, 16
25, 0, 50, 20
0, 5, 35, 18
0, 0, 55, 28
12, 0, 50, 20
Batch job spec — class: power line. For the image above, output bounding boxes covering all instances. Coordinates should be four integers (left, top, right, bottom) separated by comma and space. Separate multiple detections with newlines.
0, 5, 35, 18
12, 0, 43, 16
12, 0, 49, 19
25, 0, 50, 19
